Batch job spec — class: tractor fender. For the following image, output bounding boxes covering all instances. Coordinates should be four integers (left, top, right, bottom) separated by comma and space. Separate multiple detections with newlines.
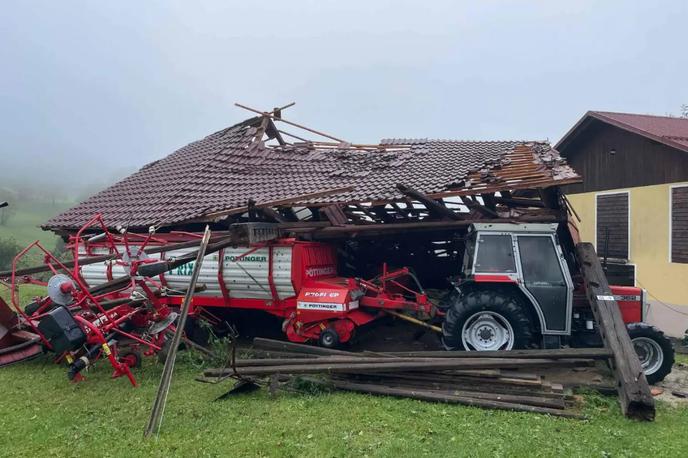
455, 282, 545, 335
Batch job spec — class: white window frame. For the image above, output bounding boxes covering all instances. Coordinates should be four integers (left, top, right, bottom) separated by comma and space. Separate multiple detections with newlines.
594, 190, 631, 260
669, 183, 688, 264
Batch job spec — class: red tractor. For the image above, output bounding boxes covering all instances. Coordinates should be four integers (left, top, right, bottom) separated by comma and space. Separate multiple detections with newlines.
439, 223, 674, 384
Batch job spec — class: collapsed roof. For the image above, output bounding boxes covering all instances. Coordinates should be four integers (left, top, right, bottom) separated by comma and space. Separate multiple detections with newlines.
46, 109, 581, 232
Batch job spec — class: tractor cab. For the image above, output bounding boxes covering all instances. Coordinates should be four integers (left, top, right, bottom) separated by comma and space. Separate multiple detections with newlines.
460, 223, 574, 337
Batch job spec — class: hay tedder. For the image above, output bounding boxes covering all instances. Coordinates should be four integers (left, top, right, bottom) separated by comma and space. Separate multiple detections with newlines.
0, 215, 433, 385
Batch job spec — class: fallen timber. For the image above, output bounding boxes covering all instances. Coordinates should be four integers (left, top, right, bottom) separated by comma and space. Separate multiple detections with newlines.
315, 379, 584, 419
203, 357, 595, 377
575, 243, 655, 421
251, 337, 610, 360
200, 338, 598, 419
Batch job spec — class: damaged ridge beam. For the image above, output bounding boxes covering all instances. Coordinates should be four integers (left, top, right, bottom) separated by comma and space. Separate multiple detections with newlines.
396, 184, 462, 221
575, 242, 655, 421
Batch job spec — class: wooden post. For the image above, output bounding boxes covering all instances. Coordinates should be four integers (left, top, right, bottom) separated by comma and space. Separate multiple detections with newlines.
575, 242, 655, 420
144, 226, 213, 437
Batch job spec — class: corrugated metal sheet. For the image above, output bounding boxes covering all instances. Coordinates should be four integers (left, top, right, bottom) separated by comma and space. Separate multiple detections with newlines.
80, 245, 296, 300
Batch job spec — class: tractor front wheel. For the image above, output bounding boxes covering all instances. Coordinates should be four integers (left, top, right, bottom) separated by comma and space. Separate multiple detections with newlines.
627, 323, 674, 384
442, 290, 536, 351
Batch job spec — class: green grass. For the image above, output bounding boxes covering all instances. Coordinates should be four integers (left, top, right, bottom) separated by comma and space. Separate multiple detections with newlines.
2, 286, 687, 457
0, 200, 72, 250
676, 353, 688, 365
1, 357, 687, 457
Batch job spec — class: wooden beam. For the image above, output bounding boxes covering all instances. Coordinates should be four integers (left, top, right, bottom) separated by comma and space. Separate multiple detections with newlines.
258, 207, 287, 223
480, 193, 497, 211
494, 197, 546, 208
302, 215, 560, 239
396, 184, 462, 221
321, 205, 349, 226
575, 243, 655, 420
463, 196, 499, 218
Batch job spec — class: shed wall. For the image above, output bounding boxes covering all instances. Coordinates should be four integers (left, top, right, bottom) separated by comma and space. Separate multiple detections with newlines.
560, 121, 688, 194
566, 182, 688, 336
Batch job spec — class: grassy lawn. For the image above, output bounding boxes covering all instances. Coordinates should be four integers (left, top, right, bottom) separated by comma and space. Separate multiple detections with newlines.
1, 286, 687, 457
0, 200, 72, 250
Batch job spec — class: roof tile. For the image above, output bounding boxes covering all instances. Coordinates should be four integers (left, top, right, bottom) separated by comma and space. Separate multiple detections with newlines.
46, 117, 579, 231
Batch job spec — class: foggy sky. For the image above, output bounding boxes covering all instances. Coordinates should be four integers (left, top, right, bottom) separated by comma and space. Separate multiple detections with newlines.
1, 1, 687, 195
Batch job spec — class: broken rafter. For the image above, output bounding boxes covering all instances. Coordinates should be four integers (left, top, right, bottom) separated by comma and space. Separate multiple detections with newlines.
494, 196, 546, 208
396, 184, 462, 221
258, 207, 288, 223
321, 205, 349, 226
277, 129, 310, 143
463, 195, 499, 218
575, 243, 655, 421
235, 102, 347, 143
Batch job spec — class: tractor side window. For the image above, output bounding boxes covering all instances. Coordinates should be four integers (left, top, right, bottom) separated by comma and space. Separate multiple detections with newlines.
517, 236, 565, 285
474, 235, 516, 273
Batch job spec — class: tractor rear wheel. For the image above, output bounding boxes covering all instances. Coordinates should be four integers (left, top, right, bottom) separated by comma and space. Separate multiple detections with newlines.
442, 290, 536, 351
627, 323, 674, 384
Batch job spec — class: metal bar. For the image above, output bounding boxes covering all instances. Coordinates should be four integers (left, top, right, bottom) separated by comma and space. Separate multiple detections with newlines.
385, 311, 442, 333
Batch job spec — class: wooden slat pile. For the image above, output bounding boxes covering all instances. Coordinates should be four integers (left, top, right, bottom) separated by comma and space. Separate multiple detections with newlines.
200, 338, 614, 419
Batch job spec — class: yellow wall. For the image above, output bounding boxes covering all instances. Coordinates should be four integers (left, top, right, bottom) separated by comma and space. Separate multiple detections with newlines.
567, 181, 688, 306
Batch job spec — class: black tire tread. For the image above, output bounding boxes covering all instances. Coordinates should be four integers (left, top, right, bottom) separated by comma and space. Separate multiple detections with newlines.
442, 289, 536, 351
627, 322, 674, 384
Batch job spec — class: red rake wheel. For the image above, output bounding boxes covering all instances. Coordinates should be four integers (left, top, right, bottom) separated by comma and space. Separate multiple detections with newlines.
120, 351, 142, 368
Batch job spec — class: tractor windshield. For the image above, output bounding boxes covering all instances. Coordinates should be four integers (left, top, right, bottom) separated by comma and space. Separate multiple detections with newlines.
474, 234, 516, 273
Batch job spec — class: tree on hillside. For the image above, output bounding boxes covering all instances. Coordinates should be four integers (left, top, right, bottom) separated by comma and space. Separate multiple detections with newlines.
681, 104, 688, 118
0, 188, 17, 226
0, 237, 21, 270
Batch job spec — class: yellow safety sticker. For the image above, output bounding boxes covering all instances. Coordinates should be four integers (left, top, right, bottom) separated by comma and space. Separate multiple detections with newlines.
101, 343, 111, 356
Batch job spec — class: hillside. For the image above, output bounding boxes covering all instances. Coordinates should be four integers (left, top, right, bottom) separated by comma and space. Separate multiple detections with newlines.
0, 200, 73, 265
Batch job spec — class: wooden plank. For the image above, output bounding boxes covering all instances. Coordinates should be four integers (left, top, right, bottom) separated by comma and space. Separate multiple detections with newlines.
203, 357, 594, 377
375, 348, 611, 359
145, 226, 212, 437
575, 242, 655, 420
323, 379, 584, 419
396, 184, 462, 220
321, 205, 349, 226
